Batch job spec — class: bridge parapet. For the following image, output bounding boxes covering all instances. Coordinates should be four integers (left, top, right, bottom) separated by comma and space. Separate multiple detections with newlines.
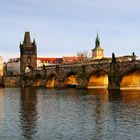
114, 60, 140, 74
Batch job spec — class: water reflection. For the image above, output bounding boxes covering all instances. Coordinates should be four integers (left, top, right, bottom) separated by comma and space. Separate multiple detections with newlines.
88, 88, 108, 100
109, 89, 140, 139
1, 88, 140, 139
0, 89, 4, 121
19, 88, 38, 140
108, 89, 122, 101
87, 89, 110, 139
108, 89, 140, 102
121, 90, 140, 102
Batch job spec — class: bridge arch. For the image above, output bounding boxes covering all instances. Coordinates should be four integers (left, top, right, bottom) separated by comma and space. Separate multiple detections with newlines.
34, 73, 42, 79
120, 67, 140, 89
87, 69, 109, 89
32, 73, 42, 87
64, 71, 78, 88
46, 73, 57, 88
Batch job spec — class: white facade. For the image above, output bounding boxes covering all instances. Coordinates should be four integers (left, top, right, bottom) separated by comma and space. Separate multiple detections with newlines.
37, 58, 63, 69
6, 58, 20, 76
0, 56, 3, 76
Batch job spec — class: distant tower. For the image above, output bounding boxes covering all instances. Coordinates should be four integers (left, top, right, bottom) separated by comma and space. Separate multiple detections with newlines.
19, 32, 37, 74
92, 33, 104, 59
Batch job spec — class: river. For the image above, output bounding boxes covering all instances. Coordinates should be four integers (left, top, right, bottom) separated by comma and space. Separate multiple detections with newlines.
0, 88, 140, 140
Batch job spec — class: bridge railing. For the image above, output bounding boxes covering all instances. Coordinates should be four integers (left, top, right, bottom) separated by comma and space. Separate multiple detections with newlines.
38, 60, 112, 69
37, 59, 140, 71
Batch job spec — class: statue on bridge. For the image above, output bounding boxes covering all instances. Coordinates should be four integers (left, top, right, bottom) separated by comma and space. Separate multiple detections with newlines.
112, 52, 116, 63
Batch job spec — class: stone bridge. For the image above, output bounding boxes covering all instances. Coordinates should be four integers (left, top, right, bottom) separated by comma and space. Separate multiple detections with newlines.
23, 57, 140, 90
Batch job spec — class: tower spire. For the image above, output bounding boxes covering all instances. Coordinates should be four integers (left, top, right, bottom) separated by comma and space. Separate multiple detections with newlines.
92, 33, 104, 59
23, 31, 31, 45
95, 33, 100, 48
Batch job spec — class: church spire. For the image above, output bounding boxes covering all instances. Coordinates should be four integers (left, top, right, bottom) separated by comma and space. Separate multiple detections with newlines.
92, 33, 104, 60
95, 33, 100, 48
23, 31, 31, 45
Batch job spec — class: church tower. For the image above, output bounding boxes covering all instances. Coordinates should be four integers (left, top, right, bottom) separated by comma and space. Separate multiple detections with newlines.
92, 34, 104, 59
20, 32, 37, 74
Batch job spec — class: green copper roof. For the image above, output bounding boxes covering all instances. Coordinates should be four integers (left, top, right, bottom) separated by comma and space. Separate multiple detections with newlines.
92, 33, 102, 51
95, 33, 100, 49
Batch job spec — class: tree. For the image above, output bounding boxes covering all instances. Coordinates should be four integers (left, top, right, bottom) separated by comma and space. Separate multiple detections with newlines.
77, 51, 88, 62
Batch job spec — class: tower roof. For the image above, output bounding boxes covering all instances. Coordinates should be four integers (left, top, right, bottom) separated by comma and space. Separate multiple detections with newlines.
95, 33, 100, 49
92, 33, 101, 51
23, 32, 31, 45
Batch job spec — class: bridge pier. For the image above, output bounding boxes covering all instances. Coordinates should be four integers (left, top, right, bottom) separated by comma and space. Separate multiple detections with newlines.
108, 56, 121, 90
108, 75, 120, 90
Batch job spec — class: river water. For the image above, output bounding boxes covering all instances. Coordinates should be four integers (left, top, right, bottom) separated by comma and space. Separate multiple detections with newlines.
0, 88, 140, 140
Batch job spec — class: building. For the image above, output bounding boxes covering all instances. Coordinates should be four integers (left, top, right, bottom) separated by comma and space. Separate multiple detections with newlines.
63, 56, 81, 64
92, 34, 104, 59
37, 56, 82, 68
6, 58, 20, 76
0, 56, 3, 76
37, 57, 63, 68
19, 32, 37, 74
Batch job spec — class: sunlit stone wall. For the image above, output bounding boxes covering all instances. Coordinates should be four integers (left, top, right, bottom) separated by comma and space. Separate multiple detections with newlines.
88, 72, 108, 89
4, 76, 20, 87
64, 75, 78, 86
46, 77, 56, 88
0, 56, 3, 76
121, 71, 140, 89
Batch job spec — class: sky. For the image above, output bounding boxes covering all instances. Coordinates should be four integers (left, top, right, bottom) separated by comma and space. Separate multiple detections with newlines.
0, 0, 140, 61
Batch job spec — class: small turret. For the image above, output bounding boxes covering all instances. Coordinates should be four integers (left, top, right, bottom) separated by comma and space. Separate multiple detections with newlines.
32, 38, 36, 46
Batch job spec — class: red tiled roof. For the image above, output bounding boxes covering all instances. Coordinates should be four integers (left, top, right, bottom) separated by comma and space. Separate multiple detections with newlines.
37, 57, 62, 61
63, 56, 81, 62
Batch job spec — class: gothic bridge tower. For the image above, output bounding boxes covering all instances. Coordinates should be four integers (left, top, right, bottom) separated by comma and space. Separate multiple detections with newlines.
20, 32, 37, 74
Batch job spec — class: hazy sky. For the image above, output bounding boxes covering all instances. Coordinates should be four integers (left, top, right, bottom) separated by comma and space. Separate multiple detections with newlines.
1, 0, 140, 61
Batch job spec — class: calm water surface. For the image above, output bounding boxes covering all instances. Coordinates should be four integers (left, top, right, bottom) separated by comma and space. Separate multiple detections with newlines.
0, 88, 140, 140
